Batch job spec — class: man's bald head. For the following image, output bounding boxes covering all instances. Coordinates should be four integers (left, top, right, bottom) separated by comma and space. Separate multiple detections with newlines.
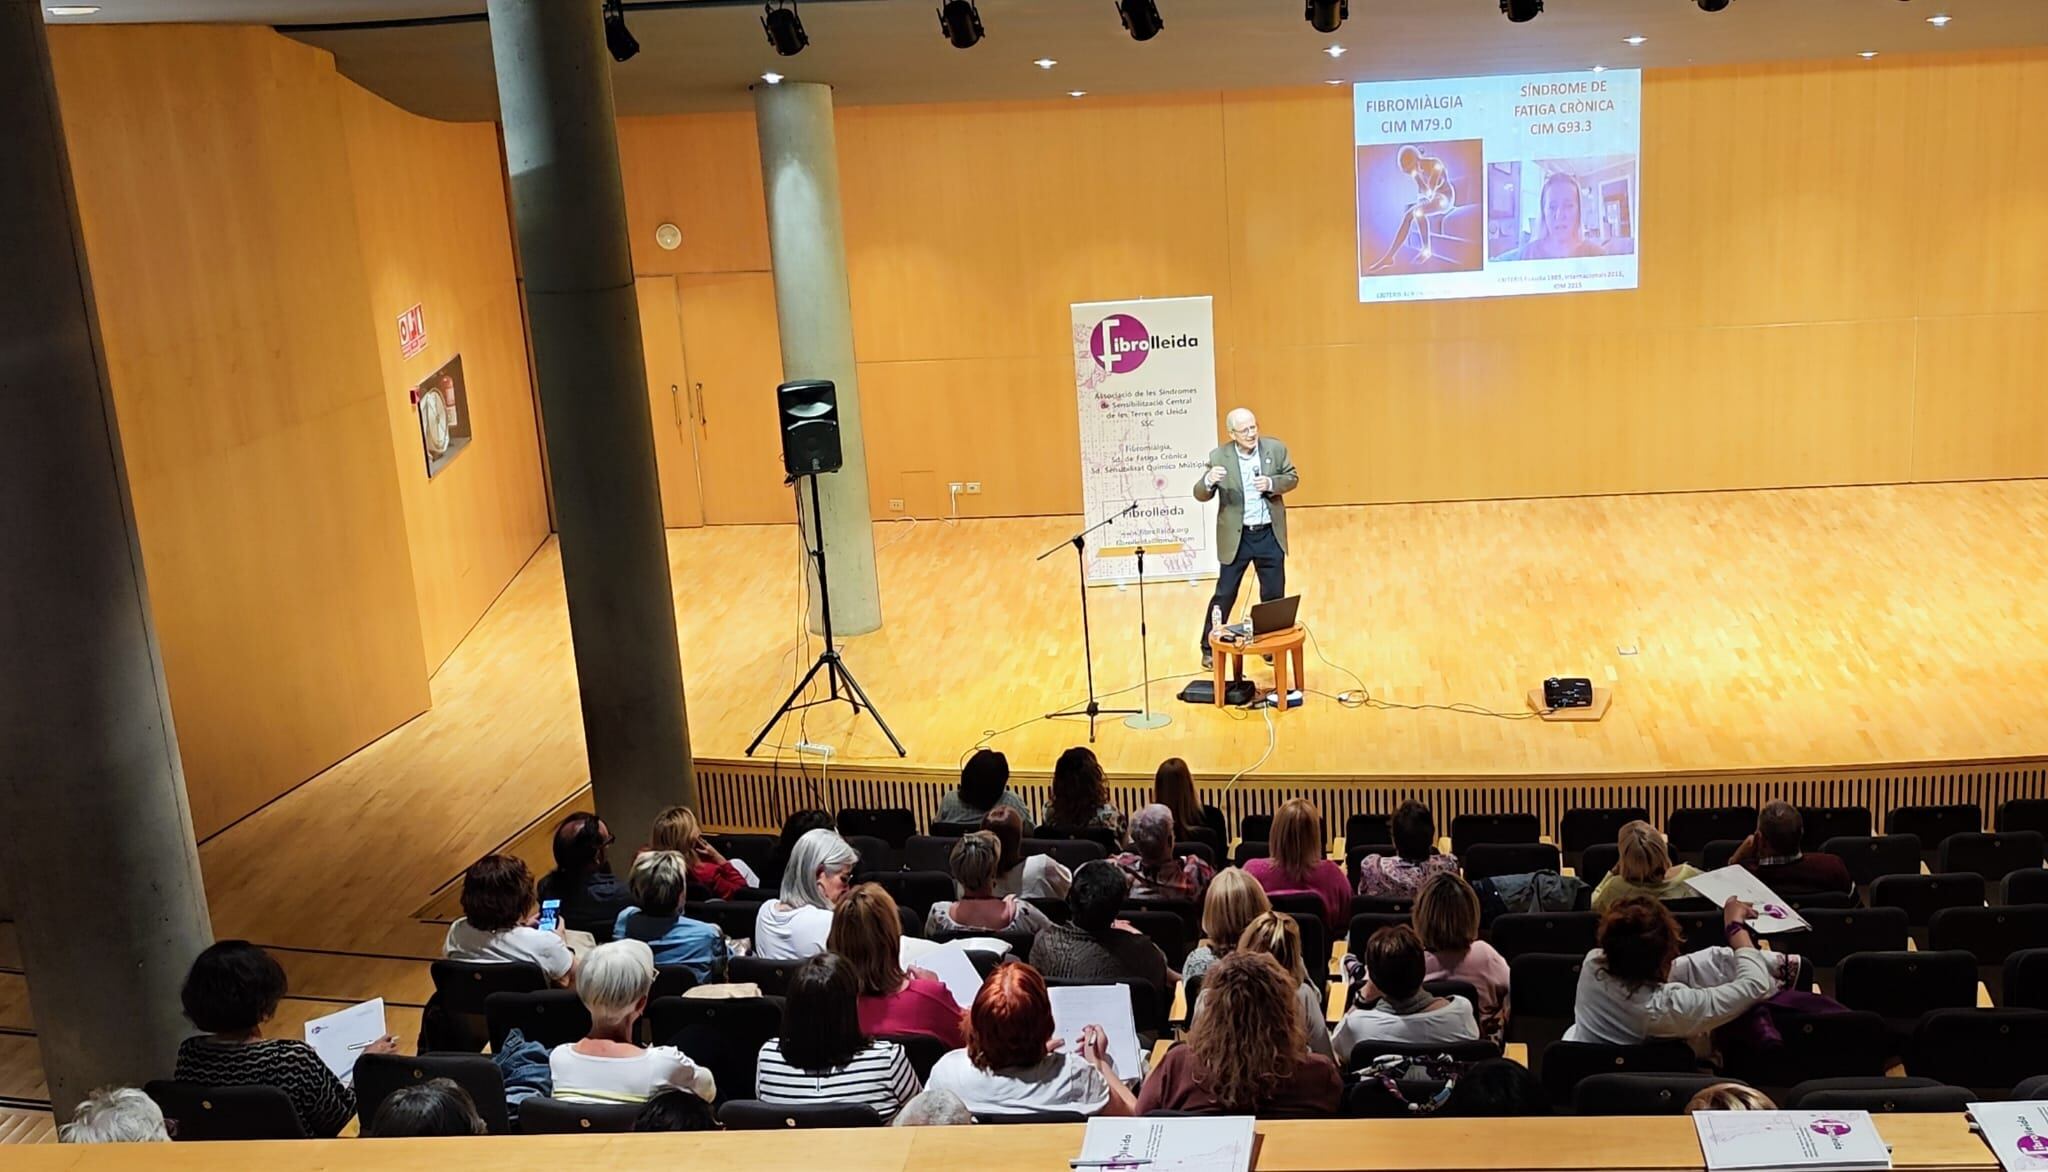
1226, 408, 1259, 451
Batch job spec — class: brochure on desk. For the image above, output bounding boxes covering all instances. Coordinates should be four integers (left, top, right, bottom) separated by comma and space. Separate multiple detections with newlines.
1968, 1101, 2048, 1172
1694, 1110, 1891, 1171
1077, 1115, 1256, 1172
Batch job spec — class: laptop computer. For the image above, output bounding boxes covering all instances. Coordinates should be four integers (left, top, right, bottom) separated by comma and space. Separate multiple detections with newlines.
1247, 594, 1301, 636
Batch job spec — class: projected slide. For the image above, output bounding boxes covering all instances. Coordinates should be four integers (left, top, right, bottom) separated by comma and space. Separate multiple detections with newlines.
1355, 69, 1640, 302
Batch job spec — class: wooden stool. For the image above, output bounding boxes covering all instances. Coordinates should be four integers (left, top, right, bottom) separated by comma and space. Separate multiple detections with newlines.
1208, 624, 1308, 712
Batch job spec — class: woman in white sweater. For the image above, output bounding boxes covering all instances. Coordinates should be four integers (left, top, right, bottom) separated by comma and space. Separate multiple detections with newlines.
1565, 895, 1794, 1054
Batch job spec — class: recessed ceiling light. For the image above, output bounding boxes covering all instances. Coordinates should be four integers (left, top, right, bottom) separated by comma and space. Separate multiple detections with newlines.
1591, 65, 1607, 73
1623, 35, 1647, 46
1926, 13, 1951, 25
1033, 57, 1057, 69
1859, 51, 1879, 59
46, 5, 102, 13
1325, 79, 1346, 86
1067, 90, 1087, 98
761, 71, 784, 84
1324, 44, 1347, 58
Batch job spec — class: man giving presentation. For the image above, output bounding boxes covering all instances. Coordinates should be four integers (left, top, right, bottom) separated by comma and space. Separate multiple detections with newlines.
1193, 407, 1298, 669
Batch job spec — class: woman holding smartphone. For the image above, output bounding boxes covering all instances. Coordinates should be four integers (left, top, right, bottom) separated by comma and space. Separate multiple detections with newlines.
443, 854, 576, 986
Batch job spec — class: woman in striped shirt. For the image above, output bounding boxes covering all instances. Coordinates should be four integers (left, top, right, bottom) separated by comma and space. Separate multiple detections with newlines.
756, 954, 921, 1122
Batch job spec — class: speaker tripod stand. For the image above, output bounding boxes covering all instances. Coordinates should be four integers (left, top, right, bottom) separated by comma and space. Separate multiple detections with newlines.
1041, 502, 1141, 743
746, 472, 905, 757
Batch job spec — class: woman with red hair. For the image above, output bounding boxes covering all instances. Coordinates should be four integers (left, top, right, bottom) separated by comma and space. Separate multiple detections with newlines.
924, 963, 1136, 1117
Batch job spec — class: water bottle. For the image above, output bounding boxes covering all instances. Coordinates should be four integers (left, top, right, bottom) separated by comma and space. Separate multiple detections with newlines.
1210, 604, 1224, 642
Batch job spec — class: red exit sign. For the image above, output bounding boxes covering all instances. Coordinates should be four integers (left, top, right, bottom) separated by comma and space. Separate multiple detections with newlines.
397, 303, 427, 359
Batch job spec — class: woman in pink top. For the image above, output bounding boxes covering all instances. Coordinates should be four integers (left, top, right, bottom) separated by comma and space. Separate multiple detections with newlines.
1243, 798, 1350, 928
1412, 872, 1510, 1038
829, 883, 966, 1048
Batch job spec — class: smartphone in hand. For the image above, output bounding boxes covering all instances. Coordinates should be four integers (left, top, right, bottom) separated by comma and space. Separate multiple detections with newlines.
536, 898, 562, 933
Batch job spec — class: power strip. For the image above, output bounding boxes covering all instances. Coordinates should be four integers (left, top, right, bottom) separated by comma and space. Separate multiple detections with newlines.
795, 741, 835, 758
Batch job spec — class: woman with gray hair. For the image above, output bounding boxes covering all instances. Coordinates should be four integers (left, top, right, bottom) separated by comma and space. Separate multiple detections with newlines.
549, 939, 716, 1103
891, 1088, 975, 1126
754, 827, 859, 960
926, 831, 1052, 936
57, 1087, 170, 1143
1114, 804, 1214, 902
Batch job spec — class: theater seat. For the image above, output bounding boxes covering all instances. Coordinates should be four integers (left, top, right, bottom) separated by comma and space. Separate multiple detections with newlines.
1571, 1072, 1731, 1115
1540, 1040, 1697, 1110
1797, 807, 1872, 852
1938, 831, 2046, 895
1783, 1077, 1972, 1114
1450, 813, 1541, 856
1929, 904, 2048, 1003
1488, 912, 1599, 962
1664, 807, 1754, 863
1558, 807, 1648, 869
1821, 834, 1923, 890
718, 1100, 883, 1129
517, 1096, 640, 1134
354, 1052, 510, 1135
1885, 804, 1982, 861
1908, 1007, 2048, 1096
837, 808, 917, 849
144, 1081, 306, 1141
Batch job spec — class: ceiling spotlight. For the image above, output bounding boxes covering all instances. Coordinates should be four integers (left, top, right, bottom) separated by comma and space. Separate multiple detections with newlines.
1696, 0, 1730, 10
1501, 0, 1542, 23
1927, 13, 1951, 25
1034, 57, 1057, 69
938, 0, 984, 49
1859, 50, 1879, 58
602, 0, 639, 62
1591, 65, 1606, 72
1116, 0, 1163, 42
763, 1, 808, 56
1306, 0, 1348, 34
761, 72, 785, 84
1324, 44, 1347, 58
1068, 90, 1088, 98
1623, 34, 1647, 45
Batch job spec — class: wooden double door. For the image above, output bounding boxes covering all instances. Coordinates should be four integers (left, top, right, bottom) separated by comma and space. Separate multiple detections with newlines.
634, 272, 795, 527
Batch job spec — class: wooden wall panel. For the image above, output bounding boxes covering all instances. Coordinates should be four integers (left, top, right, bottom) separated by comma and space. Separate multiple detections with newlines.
50, 26, 431, 838
617, 112, 772, 276
338, 82, 552, 670
617, 49, 2048, 520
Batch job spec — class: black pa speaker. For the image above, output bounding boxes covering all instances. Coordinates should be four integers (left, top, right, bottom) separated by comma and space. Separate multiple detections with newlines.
777, 380, 842, 476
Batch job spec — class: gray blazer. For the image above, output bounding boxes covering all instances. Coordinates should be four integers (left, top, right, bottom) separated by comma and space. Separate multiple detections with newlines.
1192, 436, 1298, 564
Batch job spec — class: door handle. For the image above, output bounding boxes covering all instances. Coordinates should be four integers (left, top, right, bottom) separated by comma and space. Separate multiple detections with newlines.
668, 383, 684, 429
692, 381, 707, 428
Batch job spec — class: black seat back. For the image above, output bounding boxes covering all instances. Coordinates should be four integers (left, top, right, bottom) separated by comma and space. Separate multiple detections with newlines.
718, 1100, 883, 1129
1450, 813, 1541, 856
1489, 912, 1599, 961
1239, 814, 1273, 844
903, 835, 957, 872
1885, 804, 1982, 859
1234, 839, 1270, 867
1928, 903, 2048, 966
878, 1032, 953, 1081
1664, 807, 1755, 859
1540, 1040, 1696, 1109
1907, 1007, 2048, 1095
516, 1096, 640, 1134
1020, 837, 1105, 871
1796, 907, 1910, 969
1997, 799, 2048, 837
354, 1052, 510, 1135
1118, 909, 1188, 972
1339, 1036, 1499, 1074
707, 834, 778, 881
1277, 910, 1329, 986
1784, 1076, 1971, 1114
1559, 808, 1649, 861
428, 959, 549, 1052
1577, 842, 1619, 888
144, 1080, 308, 1141
1821, 834, 1923, 889
1937, 831, 2046, 888
2005, 947, 2048, 1010
730, 955, 807, 998
1345, 912, 1413, 959
844, 834, 895, 874
485, 988, 591, 1051
646, 994, 784, 1102
1870, 872, 1986, 927
928, 820, 983, 838
695, 898, 768, 943
1344, 813, 1393, 848
1571, 1072, 1731, 1115
1768, 1010, 1894, 1085
1700, 839, 1742, 872
2006, 868, 2048, 907
838, 808, 918, 848
1463, 842, 1562, 882
871, 870, 954, 919
1834, 950, 1980, 1020
1798, 807, 1872, 852
1505, 952, 1586, 1072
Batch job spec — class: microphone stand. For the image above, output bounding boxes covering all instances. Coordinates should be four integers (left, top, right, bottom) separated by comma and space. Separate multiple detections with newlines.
1123, 545, 1171, 731
1040, 502, 1141, 743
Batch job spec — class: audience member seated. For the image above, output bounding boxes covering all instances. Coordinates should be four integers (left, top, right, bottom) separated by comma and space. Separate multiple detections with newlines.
550, 939, 715, 1103
1686, 1083, 1776, 1112
57, 1086, 170, 1144
1728, 801, 1854, 896
984, 805, 1072, 900
756, 953, 922, 1120
1153, 757, 1208, 841
1044, 746, 1127, 841
632, 1090, 718, 1132
174, 940, 394, 1137
1564, 896, 1796, 1055
443, 854, 576, 985
925, 963, 1137, 1117
1442, 1058, 1548, 1117
1182, 867, 1271, 983
1115, 803, 1216, 902
611, 849, 728, 979
1031, 861, 1171, 990
1354, 800, 1459, 899
1138, 952, 1342, 1117
1413, 872, 1510, 1039
928, 831, 1053, 936
365, 1079, 488, 1138
831, 883, 967, 1047
891, 1088, 974, 1127
1332, 926, 1480, 1064
1236, 911, 1338, 1061
1245, 797, 1351, 928
536, 811, 632, 940
1592, 821, 1702, 913
648, 805, 759, 897
755, 827, 859, 960
938, 748, 1035, 833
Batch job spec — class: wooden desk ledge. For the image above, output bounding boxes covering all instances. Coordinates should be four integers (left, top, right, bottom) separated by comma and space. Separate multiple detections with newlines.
6, 1113, 1997, 1172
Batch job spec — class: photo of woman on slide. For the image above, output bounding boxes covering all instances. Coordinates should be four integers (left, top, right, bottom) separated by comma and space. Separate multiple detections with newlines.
1496, 170, 1606, 261
1366, 145, 1455, 272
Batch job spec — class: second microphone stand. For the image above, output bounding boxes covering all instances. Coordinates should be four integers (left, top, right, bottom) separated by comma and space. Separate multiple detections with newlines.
1040, 503, 1140, 743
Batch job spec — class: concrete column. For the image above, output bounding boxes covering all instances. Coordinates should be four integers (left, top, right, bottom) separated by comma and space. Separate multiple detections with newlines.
754, 82, 882, 636
0, 0, 214, 1116
487, 0, 693, 838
